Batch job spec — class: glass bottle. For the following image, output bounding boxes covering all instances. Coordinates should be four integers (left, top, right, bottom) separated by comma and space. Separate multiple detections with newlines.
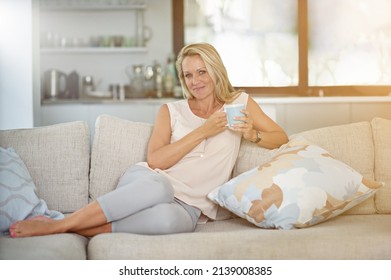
130, 65, 145, 98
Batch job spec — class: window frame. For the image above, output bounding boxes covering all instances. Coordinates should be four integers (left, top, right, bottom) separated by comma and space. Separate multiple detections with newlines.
172, 0, 391, 96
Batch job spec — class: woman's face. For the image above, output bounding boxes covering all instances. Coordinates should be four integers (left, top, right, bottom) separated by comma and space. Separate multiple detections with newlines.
182, 55, 215, 100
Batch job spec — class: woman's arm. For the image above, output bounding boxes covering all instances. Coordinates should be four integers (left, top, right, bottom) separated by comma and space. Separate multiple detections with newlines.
233, 97, 289, 149
147, 104, 227, 170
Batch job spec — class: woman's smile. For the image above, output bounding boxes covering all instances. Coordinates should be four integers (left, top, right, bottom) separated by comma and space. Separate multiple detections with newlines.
192, 85, 205, 93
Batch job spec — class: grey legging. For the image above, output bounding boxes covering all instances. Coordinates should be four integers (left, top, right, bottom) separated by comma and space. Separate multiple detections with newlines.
97, 165, 201, 235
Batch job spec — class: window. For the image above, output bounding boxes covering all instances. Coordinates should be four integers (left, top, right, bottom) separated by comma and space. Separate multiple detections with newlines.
184, 0, 298, 87
308, 0, 391, 86
173, 0, 391, 96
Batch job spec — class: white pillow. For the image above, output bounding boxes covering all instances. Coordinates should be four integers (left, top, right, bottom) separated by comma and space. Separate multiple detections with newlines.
0, 147, 64, 235
208, 136, 382, 229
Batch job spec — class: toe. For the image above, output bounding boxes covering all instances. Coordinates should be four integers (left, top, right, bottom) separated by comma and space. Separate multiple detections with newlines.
9, 222, 21, 238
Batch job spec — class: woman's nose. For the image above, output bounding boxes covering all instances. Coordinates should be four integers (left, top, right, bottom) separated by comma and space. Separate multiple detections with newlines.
191, 75, 200, 84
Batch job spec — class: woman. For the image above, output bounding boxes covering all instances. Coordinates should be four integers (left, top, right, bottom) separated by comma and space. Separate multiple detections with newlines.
9, 43, 288, 238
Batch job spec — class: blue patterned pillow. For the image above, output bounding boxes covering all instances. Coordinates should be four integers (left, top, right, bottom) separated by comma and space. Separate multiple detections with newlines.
0, 147, 63, 235
208, 136, 382, 229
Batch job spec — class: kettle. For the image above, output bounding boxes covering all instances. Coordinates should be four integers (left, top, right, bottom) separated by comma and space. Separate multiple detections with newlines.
43, 69, 68, 99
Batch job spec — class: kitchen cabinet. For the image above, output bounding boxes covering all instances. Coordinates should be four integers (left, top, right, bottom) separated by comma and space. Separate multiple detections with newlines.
256, 96, 391, 135
351, 103, 391, 122
40, 100, 163, 138
40, 96, 391, 138
282, 103, 351, 134
38, 0, 150, 101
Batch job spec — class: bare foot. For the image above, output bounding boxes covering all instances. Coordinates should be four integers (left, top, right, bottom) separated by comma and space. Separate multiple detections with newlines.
9, 218, 62, 238
28, 215, 51, 221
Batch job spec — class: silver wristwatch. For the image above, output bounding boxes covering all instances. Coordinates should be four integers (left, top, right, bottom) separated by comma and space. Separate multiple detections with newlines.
253, 130, 262, 143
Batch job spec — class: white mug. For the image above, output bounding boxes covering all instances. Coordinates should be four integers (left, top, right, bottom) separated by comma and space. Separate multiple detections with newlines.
224, 103, 245, 127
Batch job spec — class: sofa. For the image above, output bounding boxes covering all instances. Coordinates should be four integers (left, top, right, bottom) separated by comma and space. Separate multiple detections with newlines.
0, 114, 390, 260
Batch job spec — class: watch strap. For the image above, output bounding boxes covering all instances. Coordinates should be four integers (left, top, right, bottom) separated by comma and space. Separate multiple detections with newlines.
253, 130, 262, 143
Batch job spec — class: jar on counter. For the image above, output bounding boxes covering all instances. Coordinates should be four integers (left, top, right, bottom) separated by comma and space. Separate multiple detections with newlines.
130, 65, 145, 98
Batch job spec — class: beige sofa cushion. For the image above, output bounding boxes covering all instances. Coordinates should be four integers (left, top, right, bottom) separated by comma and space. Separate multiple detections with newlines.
89, 115, 153, 200
0, 122, 90, 213
371, 118, 391, 213
235, 121, 376, 215
88, 215, 391, 259
0, 234, 88, 260
212, 136, 380, 229
233, 140, 278, 177
295, 121, 376, 215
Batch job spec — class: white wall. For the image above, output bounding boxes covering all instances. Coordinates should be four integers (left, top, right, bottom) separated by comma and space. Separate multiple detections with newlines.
144, 0, 173, 63
0, 0, 34, 129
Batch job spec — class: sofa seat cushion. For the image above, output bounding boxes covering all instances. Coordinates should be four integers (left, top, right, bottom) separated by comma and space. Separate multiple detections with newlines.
0, 122, 90, 213
0, 234, 88, 260
371, 118, 391, 213
87, 215, 391, 260
89, 115, 153, 200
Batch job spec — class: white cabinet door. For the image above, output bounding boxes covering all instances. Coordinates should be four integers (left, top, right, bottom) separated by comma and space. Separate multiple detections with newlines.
283, 103, 351, 135
40, 103, 159, 137
41, 104, 90, 126
89, 104, 157, 125
351, 103, 391, 122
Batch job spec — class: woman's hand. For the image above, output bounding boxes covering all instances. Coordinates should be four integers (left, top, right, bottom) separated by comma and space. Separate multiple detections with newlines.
200, 109, 228, 138
231, 109, 255, 141
230, 97, 289, 149
148, 105, 228, 170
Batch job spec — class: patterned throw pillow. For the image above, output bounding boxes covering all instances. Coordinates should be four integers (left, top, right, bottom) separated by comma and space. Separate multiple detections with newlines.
208, 136, 383, 229
0, 147, 64, 235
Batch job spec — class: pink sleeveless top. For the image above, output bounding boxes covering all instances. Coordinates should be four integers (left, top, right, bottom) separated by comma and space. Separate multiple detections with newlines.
143, 92, 248, 219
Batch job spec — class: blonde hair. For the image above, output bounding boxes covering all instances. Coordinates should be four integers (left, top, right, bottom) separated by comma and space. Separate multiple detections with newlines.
176, 43, 242, 104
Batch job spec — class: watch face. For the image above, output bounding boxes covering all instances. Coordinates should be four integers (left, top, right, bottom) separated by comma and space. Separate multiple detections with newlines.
253, 131, 261, 143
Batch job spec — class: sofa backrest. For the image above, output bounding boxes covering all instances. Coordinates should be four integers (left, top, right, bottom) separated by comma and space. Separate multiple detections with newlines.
234, 121, 378, 215
89, 115, 153, 200
90, 115, 390, 216
295, 121, 377, 215
8, 114, 384, 217
0, 121, 90, 214
294, 118, 391, 215
371, 118, 391, 214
